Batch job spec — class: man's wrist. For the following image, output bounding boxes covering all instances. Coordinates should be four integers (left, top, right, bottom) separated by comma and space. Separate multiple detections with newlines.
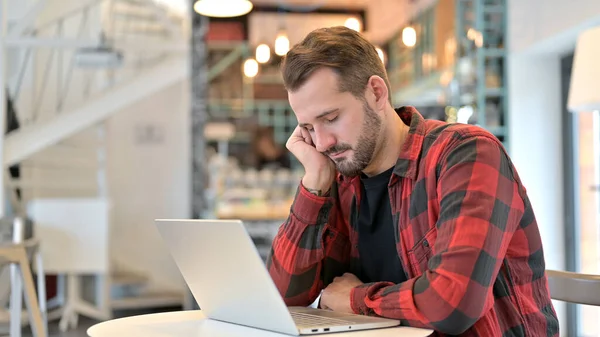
306, 187, 325, 196
350, 285, 370, 315
291, 183, 333, 225
302, 175, 333, 196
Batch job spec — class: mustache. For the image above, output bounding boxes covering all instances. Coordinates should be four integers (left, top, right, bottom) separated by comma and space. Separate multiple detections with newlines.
322, 144, 352, 156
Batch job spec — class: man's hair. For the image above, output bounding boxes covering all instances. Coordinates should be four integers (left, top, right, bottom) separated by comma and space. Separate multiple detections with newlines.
281, 26, 392, 104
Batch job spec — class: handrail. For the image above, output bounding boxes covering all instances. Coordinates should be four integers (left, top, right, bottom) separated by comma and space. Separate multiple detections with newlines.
8, 0, 187, 128
34, 0, 102, 32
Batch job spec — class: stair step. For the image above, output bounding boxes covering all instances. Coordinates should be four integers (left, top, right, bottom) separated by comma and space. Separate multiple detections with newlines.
112, 12, 156, 22
110, 291, 183, 310
111, 270, 149, 287
112, 2, 155, 16
4, 56, 187, 167
116, 0, 149, 6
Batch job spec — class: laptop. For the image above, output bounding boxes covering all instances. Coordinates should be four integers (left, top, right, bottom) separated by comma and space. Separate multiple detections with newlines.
154, 219, 401, 335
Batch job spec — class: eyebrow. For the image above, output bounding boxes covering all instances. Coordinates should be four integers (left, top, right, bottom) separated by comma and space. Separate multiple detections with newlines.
298, 108, 339, 128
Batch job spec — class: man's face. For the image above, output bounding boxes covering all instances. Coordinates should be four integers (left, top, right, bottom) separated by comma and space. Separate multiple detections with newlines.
288, 68, 383, 177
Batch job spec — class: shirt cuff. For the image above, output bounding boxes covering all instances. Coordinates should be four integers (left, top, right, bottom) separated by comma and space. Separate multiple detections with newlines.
350, 285, 371, 315
309, 290, 323, 309
290, 183, 332, 225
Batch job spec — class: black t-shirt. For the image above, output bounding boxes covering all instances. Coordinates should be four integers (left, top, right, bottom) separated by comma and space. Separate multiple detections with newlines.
357, 166, 407, 284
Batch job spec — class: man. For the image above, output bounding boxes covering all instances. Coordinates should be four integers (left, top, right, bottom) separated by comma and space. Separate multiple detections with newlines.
266, 26, 559, 336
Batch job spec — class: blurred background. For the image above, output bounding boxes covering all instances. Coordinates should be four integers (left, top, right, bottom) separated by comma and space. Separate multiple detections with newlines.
0, 0, 598, 336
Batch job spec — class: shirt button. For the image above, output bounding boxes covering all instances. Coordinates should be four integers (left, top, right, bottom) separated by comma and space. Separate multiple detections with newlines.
423, 239, 429, 248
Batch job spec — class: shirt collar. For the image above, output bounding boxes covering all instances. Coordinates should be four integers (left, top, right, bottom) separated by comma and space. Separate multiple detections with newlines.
392, 106, 427, 180
337, 106, 426, 184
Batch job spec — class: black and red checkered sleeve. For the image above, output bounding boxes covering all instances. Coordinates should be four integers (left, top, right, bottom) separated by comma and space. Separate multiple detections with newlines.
267, 181, 351, 307
350, 135, 525, 335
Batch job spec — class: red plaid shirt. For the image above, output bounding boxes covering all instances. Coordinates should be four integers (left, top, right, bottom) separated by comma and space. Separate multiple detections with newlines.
267, 107, 559, 336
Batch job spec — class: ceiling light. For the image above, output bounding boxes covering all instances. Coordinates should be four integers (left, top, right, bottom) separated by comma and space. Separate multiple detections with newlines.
243, 58, 259, 78
255, 44, 271, 64
344, 17, 361, 32
193, 0, 253, 18
275, 32, 290, 56
74, 34, 123, 69
74, 46, 123, 69
402, 26, 417, 47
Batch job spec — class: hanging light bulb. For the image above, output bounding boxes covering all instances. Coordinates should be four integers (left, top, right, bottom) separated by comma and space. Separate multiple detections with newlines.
255, 44, 271, 64
275, 32, 290, 56
344, 17, 361, 32
243, 58, 259, 78
402, 26, 417, 47
193, 0, 253, 18
375, 47, 385, 64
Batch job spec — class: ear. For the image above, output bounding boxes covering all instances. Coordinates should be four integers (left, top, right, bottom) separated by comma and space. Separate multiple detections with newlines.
367, 75, 389, 112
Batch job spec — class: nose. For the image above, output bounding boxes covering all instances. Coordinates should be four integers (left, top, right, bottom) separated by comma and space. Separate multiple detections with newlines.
313, 127, 336, 153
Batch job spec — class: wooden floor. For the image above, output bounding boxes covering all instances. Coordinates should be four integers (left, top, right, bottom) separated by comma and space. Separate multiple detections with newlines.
19, 307, 183, 337
22, 317, 98, 337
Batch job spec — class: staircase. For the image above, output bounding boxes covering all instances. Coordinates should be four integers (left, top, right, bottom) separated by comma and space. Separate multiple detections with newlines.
1, 0, 190, 331
5, 0, 189, 167
4, 55, 187, 167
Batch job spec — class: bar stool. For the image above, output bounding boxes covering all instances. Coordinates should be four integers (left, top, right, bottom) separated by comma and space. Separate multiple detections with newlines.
0, 217, 47, 337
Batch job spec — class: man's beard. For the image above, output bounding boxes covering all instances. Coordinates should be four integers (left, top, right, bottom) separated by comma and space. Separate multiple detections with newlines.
322, 102, 382, 177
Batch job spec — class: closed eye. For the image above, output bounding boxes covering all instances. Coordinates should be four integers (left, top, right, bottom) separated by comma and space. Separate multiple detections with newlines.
325, 115, 338, 123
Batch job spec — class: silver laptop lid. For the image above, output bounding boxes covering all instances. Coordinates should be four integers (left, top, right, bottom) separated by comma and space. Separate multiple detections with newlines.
155, 219, 299, 335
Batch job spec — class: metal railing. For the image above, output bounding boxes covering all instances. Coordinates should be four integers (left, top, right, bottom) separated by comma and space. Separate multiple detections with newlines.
2, 0, 188, 212
6, 0, 188, 127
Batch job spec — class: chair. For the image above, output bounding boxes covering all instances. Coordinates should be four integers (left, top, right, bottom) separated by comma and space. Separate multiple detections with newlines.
0, 217, 47, 337
546, 269, 600, 306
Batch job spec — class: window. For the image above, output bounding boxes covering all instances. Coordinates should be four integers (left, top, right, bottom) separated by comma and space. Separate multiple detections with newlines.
573, 110, 600, 336
563, 52, 600, 336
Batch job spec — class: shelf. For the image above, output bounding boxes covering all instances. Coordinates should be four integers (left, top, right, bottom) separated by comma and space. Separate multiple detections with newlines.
483, 5, 504, 13
111, 270, 148, 287
485, 88, 505, 97
385, 0, 508, 150
487, 126, 506, 137
483, 48, 506, 57
392, 69, 448, 106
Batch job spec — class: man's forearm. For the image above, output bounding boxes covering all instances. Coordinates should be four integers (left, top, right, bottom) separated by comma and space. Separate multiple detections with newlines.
267, 184, 335, 306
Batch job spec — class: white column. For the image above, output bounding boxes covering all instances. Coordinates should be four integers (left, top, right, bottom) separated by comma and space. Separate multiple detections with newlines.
508, 52, 566, 331
0, 0, 8, 218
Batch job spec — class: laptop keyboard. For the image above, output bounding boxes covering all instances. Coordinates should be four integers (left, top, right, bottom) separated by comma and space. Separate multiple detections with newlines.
290, 311, 357, 327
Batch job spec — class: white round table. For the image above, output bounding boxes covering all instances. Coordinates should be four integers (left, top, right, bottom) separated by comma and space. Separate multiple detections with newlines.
87, 310, 434, 337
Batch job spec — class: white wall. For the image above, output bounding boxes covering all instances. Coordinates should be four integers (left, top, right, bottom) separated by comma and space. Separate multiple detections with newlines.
507, 0, 600, 333
507, 54, 566, 328
107, 80, 190, 292
509, 0, 600, 55
508, 55, 564, 267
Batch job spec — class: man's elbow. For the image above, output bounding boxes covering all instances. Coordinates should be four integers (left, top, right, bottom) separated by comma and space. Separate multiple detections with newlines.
431, 310, 478, 335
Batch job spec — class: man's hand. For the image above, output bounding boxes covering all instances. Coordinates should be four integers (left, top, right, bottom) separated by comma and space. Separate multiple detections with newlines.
286, 126, 336, 195
320, 273, 363, 313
